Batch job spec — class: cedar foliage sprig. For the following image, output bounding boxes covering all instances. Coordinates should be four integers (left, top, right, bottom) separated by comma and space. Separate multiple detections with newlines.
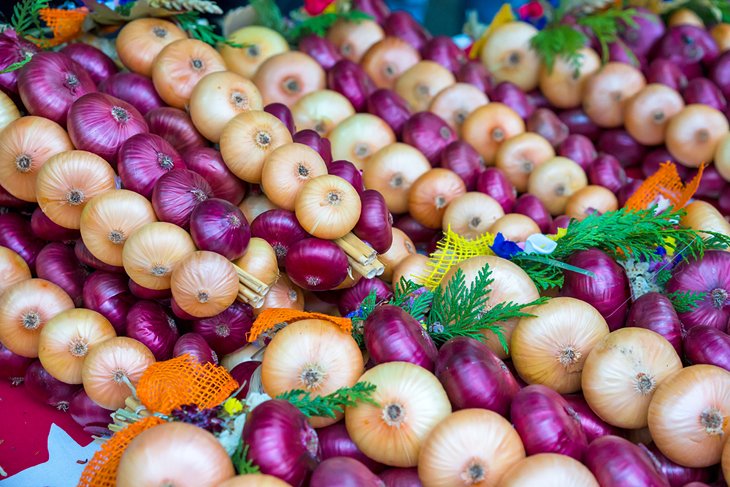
665, 290, 707, 313
148, 0, 223, 14
10, 0, 48, 37
175, 11, 242, 47
277, 382, 378, 418
287, 9, 371, 42
232, 443, 260, 475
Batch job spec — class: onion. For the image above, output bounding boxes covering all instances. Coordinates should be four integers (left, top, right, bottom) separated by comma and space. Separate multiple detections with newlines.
618, 8, 665, 58
597, 129, 646, 168
558, 135, 597, 172
657, 25, 719, 79
395, 61, 455, 112
184, 147, 245, 205
439, 141, 482, 190
83, 271, 135, 335
327, 59, 376, 112
18, 52, 96, 126
588, 154, 626, 193
511, 384, 587, 458
480, 22, 540, 91
292, 129, 333, 166
642, 148, 684, 179
680, 200, 730, 238
408, 169, 466, 229
440, 191, 503, 239
220, 26, 290, 80
489, 213, 541, 243
527, 156, 588, 216
232, 237, 280, 289
256, 274, 303, 316
402, 112, 457, 166
379, 468, 422, 487
429, 84, 488, 137
327, 18, 384, 63
152, 169, 214, 229
527, 108, 569, 148
219, 475, 290, 487
684, 326, 730, 372
253, 51, 325, 107
295, 175, 361, 240
298, 35, 342, 70
457, 62, 492, 94
35, 242, 86, 306
562, 394, 624, 442
666, 104, 729, 168
173, 332, 217, 364
145, 107, 207, 154
362, 37, 421, 90
423, 37, 465, 73
98, 72, 164, 116
693, 165, 726, 199
330, 113, 396, 170
171, 251, 239, 318
616, 179, 644, 207
0, 246, 31, 295
585, 436, 670, 487
192, 301, 253, 356
383, 11, 430, 51
286, 238, 349, 291
190, 198, 250, 261
292, 90, 354, 137
0, 212, 44, 272
0, 340, 34, 385
712, 24, 730, 52
394, 215, 439, 249
539, 48, 601, 109
463, 103, 526, 164
24, 360, 80, 410
499, 453, 599, 487
338, 278, 392, 317
625, 293, 683, 356
511, 194, 552, 233
263, 103, 295, 135
30, 207, 79, 242
490, 82, 535, 120
0, 29, 39, 95
646, 58, 688, 91
565, 185, 618, 220
710, 52, 730, 99
352, 189, 393, 253
582, 62, 646, 128
557, 108, 601, 139
310, 457, 383, 487
260, 143, 328, 212
379, 228, 417, 282
495, 133, 555, 193
228, 360, 261, 398
366, 89, 412, 137
251, 209, 308, 266
476, 168, 517, 213
68, 389, 113, 436
115, 18, 186, 76
328, 160, 364, 194
60, 43, 117, 85
683, 78, 727, 112
643, 443, 714, 487
126, 301, 179, 361
317, 422, 384, 472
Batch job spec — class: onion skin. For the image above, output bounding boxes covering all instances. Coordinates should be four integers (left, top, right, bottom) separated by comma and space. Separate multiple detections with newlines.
527, 108, 569, 147
354, 190, 393, 254
402, 112, 457, 165
0, 30, 39, 95
588, 154, 626, 193
457, 60, 494, 94
316, 422, 385, 473
0, 342, 34, 385
684, 325, 730, 372
626, 292, 683, 356
490, 82, 534, 119
117, 132, 186, 199
657, 25, 720, 78
562, 394, 625, 443
364, 304, 438, 371
0, 212, 47, 272
379, 468, 422, 487
328, 160, 364, 194
683, 78, 727, 112
83, 271, 135, 335
512, 194, 553, 234
299, 35, 343, 70
557, 108, 601, 139
585, 436, 670, 487
190, 198, 250, 261
440, 140, 482, 190
264, 103, 296, 135
310, 457, 384, 487
327, 59, 376, 112
252, 210, 309, 267
285, 238, 349, 291
293, 130, 333, 166
24, 360, 81, 411
229, 360, 261, 399
366, 89, 412, 137
75, 239, 125, 274
643, 443, 714, 487
69, 389, 113, 436
125, 301, 179, 361
192, 301, 254, 356
646, 58, 688, 91
339, 278, 392, 316
145, 107, 207, 155
559, 135, 597, 172
616, 179, 644, 207
476, 168, 517, 213
184, 147, 246, 206
60, 43, 118, 85
173, 332, 217, 365
710, 51, 730, 99
36, 242, 87, 307
598, 129, 647, 168
619, 8, 665, 58
383, 11, 430, 51
31, 207, 80, 241
151, 169, 214, 229
421, 36, 466, 73
99, 72, 165, 116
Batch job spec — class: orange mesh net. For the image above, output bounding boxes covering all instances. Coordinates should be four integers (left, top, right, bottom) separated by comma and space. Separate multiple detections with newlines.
31, 8, 88, 48
624, 162, 705, 211
78, 416, 165, 487
248, 308, 352, 343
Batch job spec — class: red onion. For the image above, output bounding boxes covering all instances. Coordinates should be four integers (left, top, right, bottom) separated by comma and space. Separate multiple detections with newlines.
173, 332, 218, 364
17, 52, 96, 126
264, 103, 296, 134
666, 251, 730, 331
684, 325, 730, 371
526, 89, 551, 110
60, 43, 117, 85
316, 421, 384, 472
642, 148, 685, 179
561, 249, 630, 331
557, 108, 601, 139
83, 271, 135, 334
229, 360, 261, 399
718, 190, 730, 216
512, 194, 553, 233
293, 129, 332, 166
383, 11, 430, 51
511, 384, 588, 459
402, 112, 456, 165
190, 198, 250, 261
626, 292, 683, 356
98, 72, 165, 116
476, 167, 517, 213
394, 215, 440, 250
118, 132, 186, 198
559, 134, 597, 172
69, 389, 113, 437
710, 51, 730, 99
586, 435, 670, 487
605, 40, 644, 69
457, 60, 494, 95
588, 154, 627, 193
128, 279, 172, 300
353, 190, 393, 253
353, 0, 390, 24
366, 89, 412, 137
552, 215, 572, 233
528, 108, 569, 147
0, 211, 45, 272
645, 58, 688, 91
617, 179, 644, 207
327, 59, 376, 112
421, 36, 466, 73
67, 92, 148, 163
598, 129, 646, 168
171, 297, 198, 321
338, 277, 392, 316
311, 457, 383, 487
643, 443, 714, 487
657, 26, 719, 79
0, 185, 31, 210
435, 337, 519, 416
619, 8, 665, 58
563, 394, 625, 443
183, 147, 245, 205
126, 301, 180, 361
490, 82, 534, 119
328, 160, 364, 193
0, 341, 34, 385
241, 399, 320, 486
285, 238, 349, 291
74, 239, 124, 273
24, 360, 81, 411
251, 209, 309, 266
440, 140, 483, 190
151, 169, 213, 229
30, 207, 80, 241
379, 468, 422, 487
364, 304, 438, 371
145, 107, 207, 154
298, 35, 343, 70
692, 165, 727, 199
192, 301, 254, 356
36, 242, 87, 306
683, 78, 727, 112
0, 29, 39, 95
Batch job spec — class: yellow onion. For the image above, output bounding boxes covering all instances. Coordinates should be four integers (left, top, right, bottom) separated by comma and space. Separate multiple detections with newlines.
666, 104, 729, 168
291, 90, 355, 136
495, 132, 555, 193
262, 319, 364, 427
361, 37, 421, 89
715, 132, 730, 182
219, 475, 289, 487
295, 175, 361, 239
723, 439, 730, 484
527, 156, 588, 215
122, 222, 196, 290
260, 143, 328, 211
38, 308, 116, 384
418, 409, 526, 487
395, 61, 455, 112
329, 113, 396, 170
565, 185, 618, 221
582, 62, 646, 128
624, 84, 685, 146
220, 26, 290, 79
428, 83, 489, 135
539, 48, 601, 109
463, 103, 526, 164
668, 8, 704, 27
115, 18, 187, 76
253, 51, 326, 106
511, 297, 610, 393
346, 361, 452, 467
442, 192, 505, 238
379, 228, 417, 282
363, 142, 430, 214
255, 274, 304, 316
232, 238, 280, 289
392, 254, 430, 291
408, 169, 467, 229
0, 90, 21, 132
497, 453, 599, 487
239, 193, 279, 223
171, 251, 239, 318
489, 213, 540, 243
681, 200, 730, 239
80, 189, 157, 267
480, 22, 540, 91
711, 23, 730, 52
327, 19, 384, 63
0, 246, 31, 295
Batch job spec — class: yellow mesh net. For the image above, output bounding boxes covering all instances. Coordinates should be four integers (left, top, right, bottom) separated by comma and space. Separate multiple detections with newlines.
247, 308, 352, 343
32, 8, 88, 48
623, 162, 705, 211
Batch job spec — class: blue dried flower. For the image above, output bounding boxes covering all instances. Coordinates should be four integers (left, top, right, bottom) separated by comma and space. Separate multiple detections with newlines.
490, 233, 522, 260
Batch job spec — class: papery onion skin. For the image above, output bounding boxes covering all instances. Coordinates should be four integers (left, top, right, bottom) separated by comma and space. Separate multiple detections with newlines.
354, 190, 393, 253
440, 140, 483, 191
512, 193, 553, 234
115, 18, 187, 77
285, 238, 349, 291
152, 169, 214, 229
339, 278, 392, 317
263, 103, 296, 134
402, 112, 457, 166
292, 130, 333, 166
252, 209, 309, 267
171, 251, 239, 319
684, 325, 730, 372
364, 305, 438, 371
173, 332, 218, 364
557, 108, 601, 139
626, 292, 683, 356
60, 43, 118, 85
294, 174, 361, 240
497, 453, 600, 487
379, 468, 422, 487
0, 212, 46, 272
0, 246, 31, 296
83, 271, 135, 335
125, 301, 179, 361
328, 160, 364, 194
558, 134, 597, 172
184, 147, 246, 206
490, 82, 534, 120
190, 198, 250, 261
69, 388, 113, 436
192, 301, 254, 356
24, 360, 81, 411
31, 207, 80, 242
75, 239, 125, 274
299, 34, 343, 70
562, 394, 625, 442
327, 59, 376, 112
99, 72, 165, 116
0, 30, 40, 95
36, 242, 87, 307
585, 435, 670, 487
366, 89, 412, 137
643, 443, 714, 487
316, 421, 385, 473
588, 154, 626, 193
527, 108, 570, 148
145, 107, 207, 154
476, 167, 517, 213
310, 457, 384, 487
0, 341, 34, 385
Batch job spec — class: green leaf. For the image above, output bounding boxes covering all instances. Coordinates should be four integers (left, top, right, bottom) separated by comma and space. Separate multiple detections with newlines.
250, 0, 285, 33
10, 0, 49, 37
0, 51, 33, 74
277, 382, 378, 418
530, 24, 587, 74
232, 443, 260, 475
578, 8, 638, 63
665, 290, 707, 314
175, 11, 242, 47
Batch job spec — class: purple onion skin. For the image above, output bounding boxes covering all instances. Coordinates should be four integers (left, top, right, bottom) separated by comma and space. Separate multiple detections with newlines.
316, 421, 385, 473
598, 129, 646, 168
626, 292, 684, 356
0, 342, 34, 385
646, 58, 688, 91
551, 215, 572, 233
36, 242, 87, 307
151, 169, 214, 229
183, 147, 246, 205
402, 112, 457, 165
0, 212, 46, 273
435, 337, 519, 416
69, 389, 113, 437
251, 209, 309, 267
457, 61, 494, 95
354, 190, 393, 253
683, 78, 727, 112
559, 135, 597, 172
589, 154, 627, 193
126, 301, 180, 361
229, 360, 261, 399
24, 360, 81, 411
491, 82, 534, 119
30, 207, 80, 241
619, 8, 665, 58
383, 11, 430, 51
421, 36, 466, 73
264, 103, 296, 134
171, 297, 198, 322
557, 108, 601, 139
684, 325, 730, 371
528, 108, 570, 147
328, 160, 365, 193
60, 43, 118, 85
642, 148, 685, 180
145, 106, 207, 154
526, 90, 551, 110
364, 304, 438, 371
83, 271, 135, 334
338, 278, 393, 316
476, 168, 517, 213
393, 215, 440, 251
242, 399, 321, 487
311, 457, 384, 487
293, 130, 332, 166
511, 384, 588, 459
562, 394, 625, 443
643, 443, 715, 487
586, 436, 671, 487
117, 132, 186, 199
605, 40, 644, 69
327, 60, 376, 112
353, 0, 390, 24
190, 198, 250, 261
667, 251, 730, 332
513, 194, 553, 234
192, 301, 254, 356
562, 249, 630, 331
298, 35, 343, 70
710, 51, 730, 99
366, 89, 411, 137
0, 30, 39, 95
379, 468, 422, 487
440, 140, 483, 190
657, 26, 720, 79
74, 239, 125, 273
692, 165, 726, 199
0, 185, 32, 210
285, 238, 350, 291
617, 179, 644, 207
173, 332, 218, 365
99, 72, 165, 116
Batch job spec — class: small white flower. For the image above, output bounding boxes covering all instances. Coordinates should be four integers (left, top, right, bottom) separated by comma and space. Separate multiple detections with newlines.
523, 234, 558, 255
